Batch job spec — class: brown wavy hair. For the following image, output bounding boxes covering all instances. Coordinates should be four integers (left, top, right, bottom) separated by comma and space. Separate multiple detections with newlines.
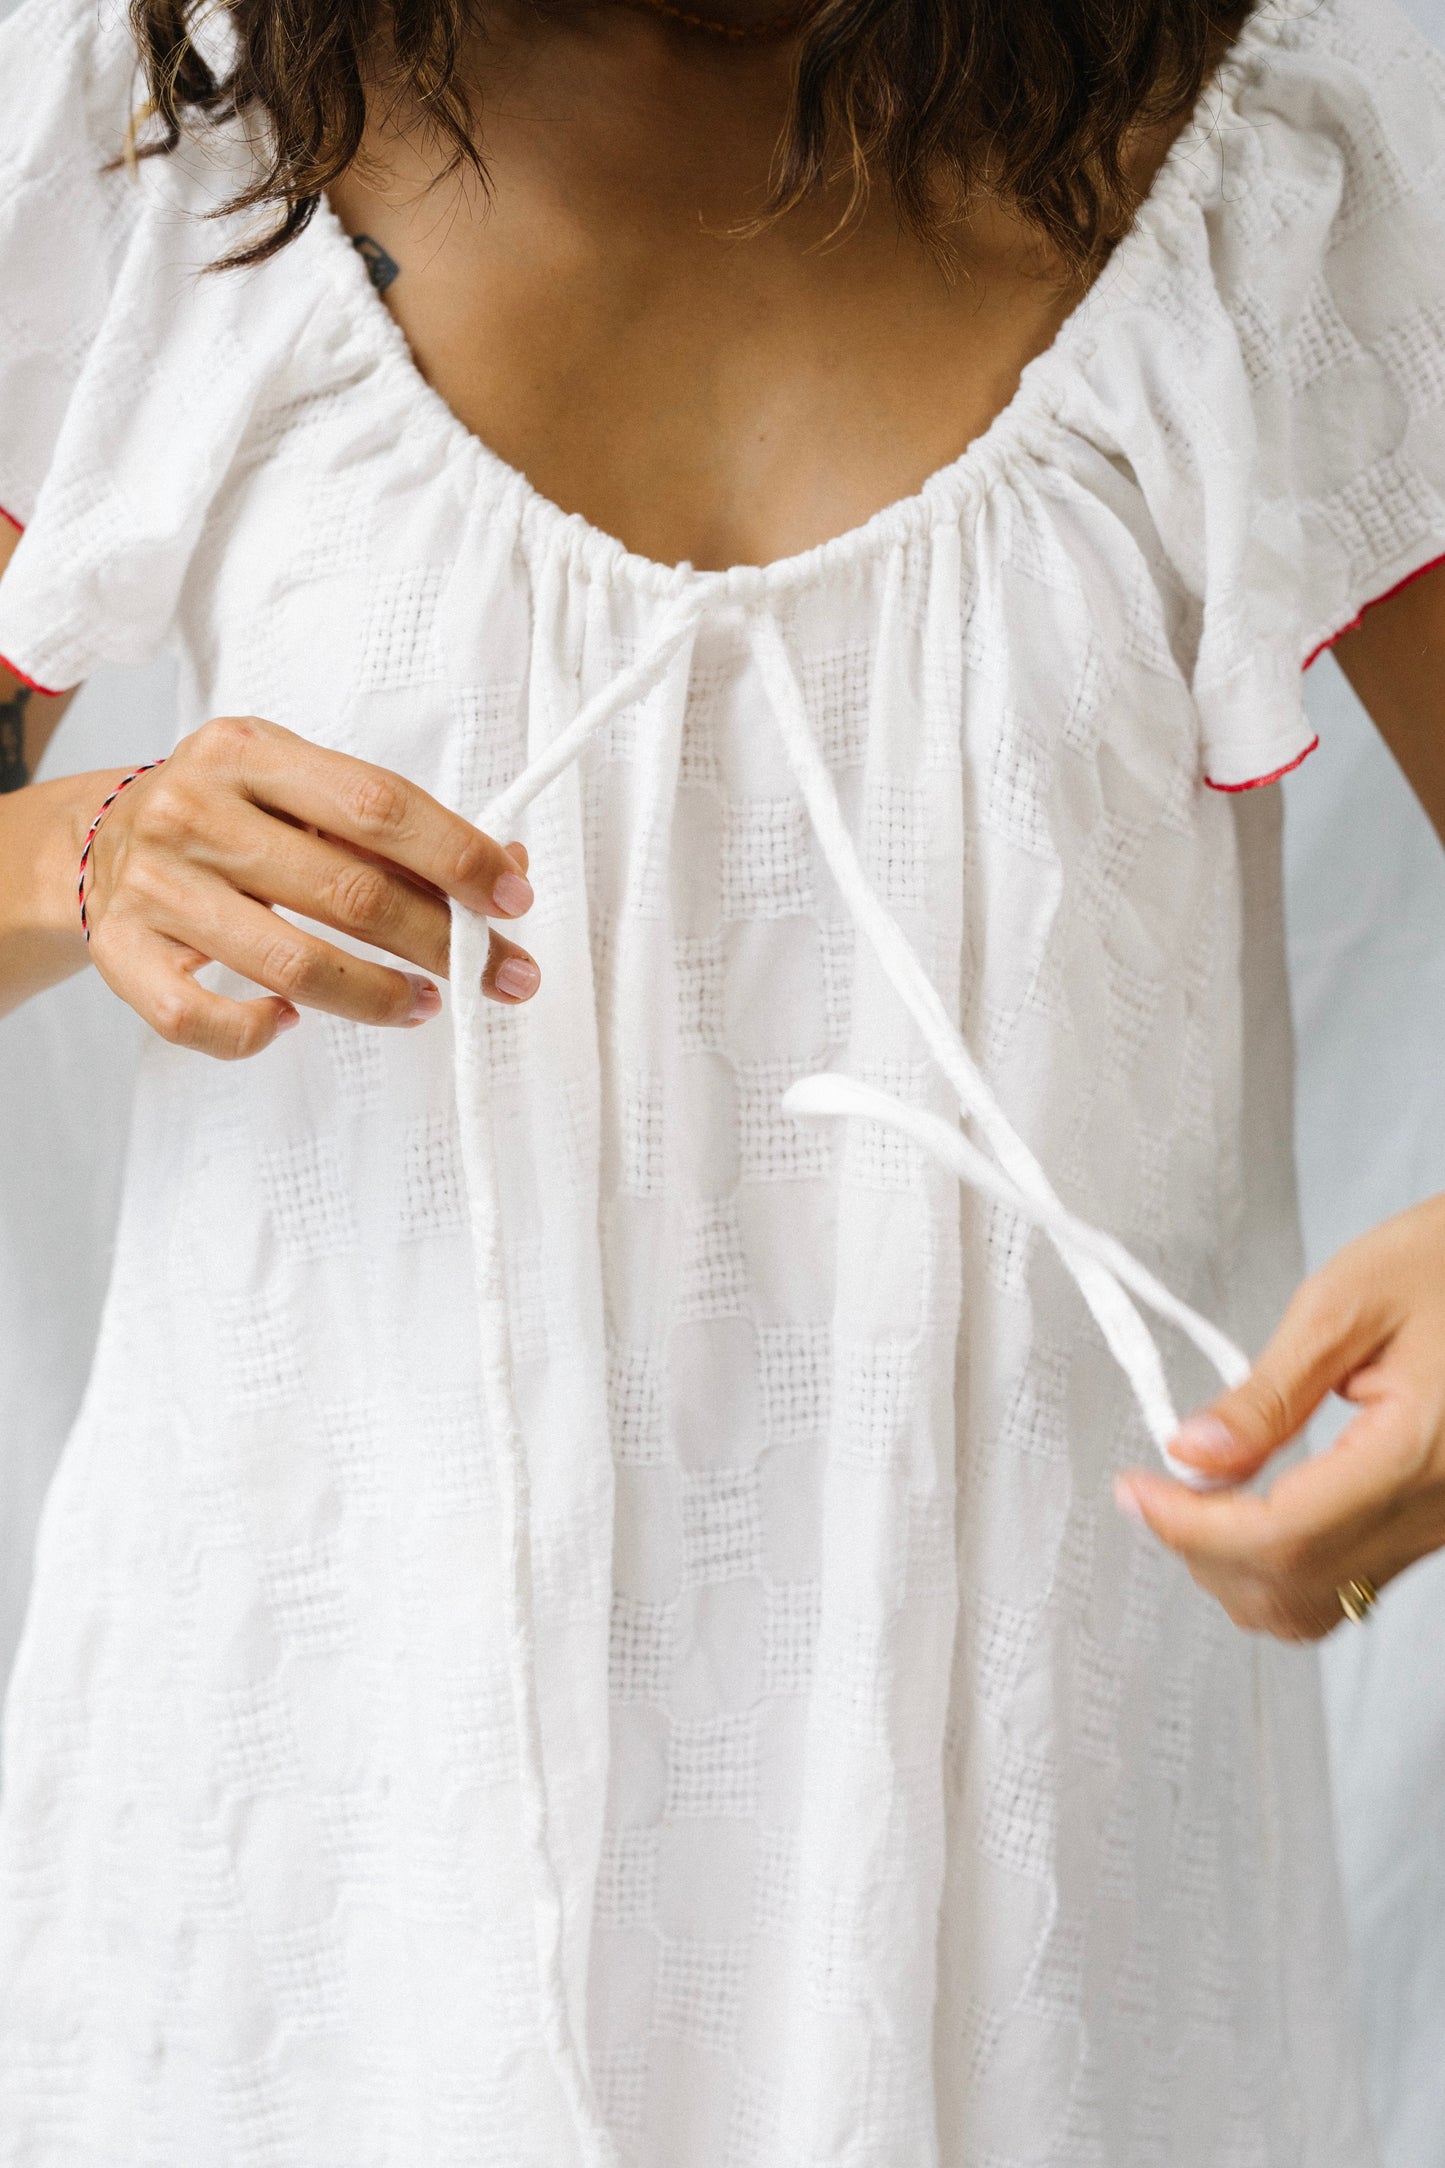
128, 0, 1253, 270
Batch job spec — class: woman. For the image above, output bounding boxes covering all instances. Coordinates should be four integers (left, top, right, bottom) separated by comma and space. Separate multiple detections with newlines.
0, 0, 1443, 2156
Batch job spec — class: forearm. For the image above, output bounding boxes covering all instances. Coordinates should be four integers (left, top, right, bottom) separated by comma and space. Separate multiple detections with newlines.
1331, 561, 1445, 847
0, 769, 125, 1016
0, 520, 80, 789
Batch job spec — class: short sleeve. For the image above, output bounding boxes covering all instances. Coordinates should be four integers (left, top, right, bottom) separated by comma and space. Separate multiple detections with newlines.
0, 0, 322, 692
1224, 0, 1445, 668
0, 0, 143, 541
1055, 0, 1445, 790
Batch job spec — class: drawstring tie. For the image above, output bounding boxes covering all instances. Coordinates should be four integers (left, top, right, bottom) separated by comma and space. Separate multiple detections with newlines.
449, 592, 1251, 2165
746, 614, 1250, 1462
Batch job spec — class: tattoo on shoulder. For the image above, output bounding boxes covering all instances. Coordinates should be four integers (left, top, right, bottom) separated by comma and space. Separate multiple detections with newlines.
0, 684, 31, 794
353, 234, 401, 294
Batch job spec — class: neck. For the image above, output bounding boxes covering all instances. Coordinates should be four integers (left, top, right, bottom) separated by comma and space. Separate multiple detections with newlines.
376, 1, 806, 236
363, 0, 1083, 289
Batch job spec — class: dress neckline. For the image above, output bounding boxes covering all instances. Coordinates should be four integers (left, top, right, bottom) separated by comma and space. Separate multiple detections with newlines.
306, 0, 1299, 600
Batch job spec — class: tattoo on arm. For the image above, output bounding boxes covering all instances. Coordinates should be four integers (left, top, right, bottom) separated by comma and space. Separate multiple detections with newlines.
0, 684, 31, 794
353, 234, 401, 294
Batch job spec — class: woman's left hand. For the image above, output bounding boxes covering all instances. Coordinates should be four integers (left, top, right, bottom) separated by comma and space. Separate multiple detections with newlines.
1114, 1192, 1445, 1639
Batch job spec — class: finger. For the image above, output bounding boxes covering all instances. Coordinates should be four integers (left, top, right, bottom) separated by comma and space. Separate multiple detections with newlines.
99, 924, 300, 1062
1115, 1468, 1277, 1563
186, 717, 535, 921
1112, 1468, 1339, 1642
1255, 1388, 1445, 1567
1167, 1257, 1393, 1483
1118, 1392, 1426, 1579
217, 805, 455, 979
1115, 1448, 1415, 1645
150, 875, 444, 1028
483, 925, 541, 1004
244, 847, 541, 1007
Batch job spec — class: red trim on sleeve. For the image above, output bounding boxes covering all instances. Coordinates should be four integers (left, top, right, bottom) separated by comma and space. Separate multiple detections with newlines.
1, 512, 71, 693
1304, 549, 1445, 668
0, 651, 67, 699
1204, 734, 1319, 794
1213, 548, 1445, 790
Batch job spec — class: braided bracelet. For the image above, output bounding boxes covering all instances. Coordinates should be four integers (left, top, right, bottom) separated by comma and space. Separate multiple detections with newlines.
77, 759, 166, 942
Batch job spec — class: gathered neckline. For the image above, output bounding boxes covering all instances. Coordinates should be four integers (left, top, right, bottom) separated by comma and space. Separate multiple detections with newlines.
306, 0, 1300, 600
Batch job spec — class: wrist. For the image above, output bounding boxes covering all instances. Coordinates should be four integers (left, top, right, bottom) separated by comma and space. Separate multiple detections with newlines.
41, 768, 131, 937
0, 768, 129, 1014
77, 759, 168, 942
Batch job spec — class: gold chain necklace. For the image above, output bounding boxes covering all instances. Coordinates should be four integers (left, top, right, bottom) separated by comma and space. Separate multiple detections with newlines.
613, 0, 810, 42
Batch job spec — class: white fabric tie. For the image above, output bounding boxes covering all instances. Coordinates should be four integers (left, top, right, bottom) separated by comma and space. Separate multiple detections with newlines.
744, 613, 1251, 1475
449, 590, 1251, 2164
451, 593, 702, 2168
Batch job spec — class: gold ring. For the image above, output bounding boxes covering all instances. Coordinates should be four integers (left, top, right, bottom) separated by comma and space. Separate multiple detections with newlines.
1336, 1576, 1378, 1624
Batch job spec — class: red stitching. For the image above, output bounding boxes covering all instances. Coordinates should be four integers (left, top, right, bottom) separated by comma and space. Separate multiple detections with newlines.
1205, 735, 1319, 793
0, 650, 66, 698
0, 518, 66, 692
1212, 548, 1445, 789
1304, 549, 1445, 668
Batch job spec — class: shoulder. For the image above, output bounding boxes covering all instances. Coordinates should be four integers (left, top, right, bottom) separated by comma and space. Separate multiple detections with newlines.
0, 0, 141, 172
0, 0, 345, 690
1208, 0, 1445, 268
1023, 0, 1445, 784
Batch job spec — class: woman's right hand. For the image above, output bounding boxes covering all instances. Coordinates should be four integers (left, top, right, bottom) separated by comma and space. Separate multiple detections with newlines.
82, 713, 540, 1060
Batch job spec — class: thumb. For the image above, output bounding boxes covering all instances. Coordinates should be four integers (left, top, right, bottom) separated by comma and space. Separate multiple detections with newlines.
1168, 1266, 1387, 1483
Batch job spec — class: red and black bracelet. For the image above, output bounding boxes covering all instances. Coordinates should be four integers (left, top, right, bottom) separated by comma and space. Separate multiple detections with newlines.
77, 759, 166, 942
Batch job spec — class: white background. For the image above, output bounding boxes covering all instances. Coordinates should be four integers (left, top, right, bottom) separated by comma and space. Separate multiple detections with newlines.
1, 1, 1443, 2156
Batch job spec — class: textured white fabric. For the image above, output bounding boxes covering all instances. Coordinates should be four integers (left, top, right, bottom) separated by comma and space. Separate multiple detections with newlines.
1289, 654, 1445, 2168
2, 0, 1444, 2160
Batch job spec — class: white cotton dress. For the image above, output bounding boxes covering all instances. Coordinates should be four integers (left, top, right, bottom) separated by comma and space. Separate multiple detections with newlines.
3, 0, 1445, 2159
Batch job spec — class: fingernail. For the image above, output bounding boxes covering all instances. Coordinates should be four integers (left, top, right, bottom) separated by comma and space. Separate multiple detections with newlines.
492, 871, 534, 919
1113, 1475, 1146, 1523
274, 1007, 300, 1036
404, 974, 442, 1025
1171, 1413, 1238, 1465
495, 957, 540, 1000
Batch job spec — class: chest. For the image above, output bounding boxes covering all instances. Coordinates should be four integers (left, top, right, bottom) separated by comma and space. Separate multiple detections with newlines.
327, 45, 1080, 573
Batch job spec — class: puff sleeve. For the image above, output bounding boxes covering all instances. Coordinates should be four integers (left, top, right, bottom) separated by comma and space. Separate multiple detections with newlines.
0, 0, 320, 693
1222, 0, 1445, 665
1057, 0, 1445, 790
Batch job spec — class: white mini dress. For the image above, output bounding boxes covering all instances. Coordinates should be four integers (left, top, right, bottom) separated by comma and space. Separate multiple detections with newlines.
2, 0, 1444, 2160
